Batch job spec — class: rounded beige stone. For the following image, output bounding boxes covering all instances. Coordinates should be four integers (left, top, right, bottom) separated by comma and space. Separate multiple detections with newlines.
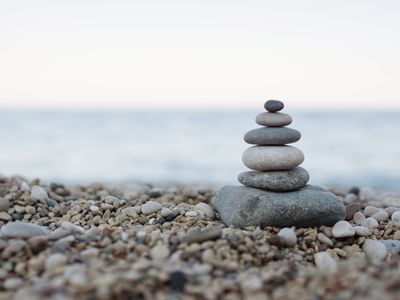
255, 112, 292, 127
242, 145, 304, 171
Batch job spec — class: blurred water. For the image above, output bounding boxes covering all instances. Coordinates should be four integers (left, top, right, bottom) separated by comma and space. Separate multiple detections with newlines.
0, 109, 400, 190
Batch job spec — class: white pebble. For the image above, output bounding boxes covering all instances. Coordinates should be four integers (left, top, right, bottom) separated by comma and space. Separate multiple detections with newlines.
3, 278, 23, 290
61, 221, 85, 234
89, 206, 99, 213
385, 207, 400, 217
185, 210, 198, 217
314, 252, 337, 274
332, 221, 355, 238
359, 187, 376, 202
45, 253, 68, 271
371, 210, 388, 222
353, 212, 366, 225
361, 217, 379, 229
354, 226, 371, 237
30, 185, 48, 201
317, 233, 333, 247
150, 244, 170, 261
277, 228, 297, 246
363, 239, 387, 262
122, 207, 138, 218
363, 206, 381, 217
141, 201, 162, 215
160, 207, 172, 217
194, 203, 214, 218
343, 193, 358, 205
19, 181, 30, 192
392, 211, 400, 227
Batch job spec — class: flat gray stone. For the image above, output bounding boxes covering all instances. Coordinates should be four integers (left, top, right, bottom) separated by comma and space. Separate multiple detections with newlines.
244, 127, 301, 145
212, 185, 345, 228
1, 222, 48, 239
238, 167, 309, 191
242, 145, 304, 171
256, 112, 292, 127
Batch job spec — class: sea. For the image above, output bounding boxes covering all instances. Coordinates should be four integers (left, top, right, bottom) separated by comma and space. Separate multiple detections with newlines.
1, 109, 400, 191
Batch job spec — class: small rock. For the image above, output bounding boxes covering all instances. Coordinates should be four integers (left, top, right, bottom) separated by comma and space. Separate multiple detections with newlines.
181, 226, 222, 244
1, 222, 47, 239
149, 188, 162, 198
264, 99, 284, 112
354, 226, 371, 237
371, 210, 388, 222
314, 252, 337, 274
3, 278, 23, 290
277, 228, 297, 246
361, 217, 379, 229
385, 207, 400, 217
89, 206, 100, 214
353, 212, 366, 225
0, 211, 11, 221
345, 203, 361, 220
394, 230, 400, 240
332, 221, 355, 238
317, 233, 333, 247
0, 197, 10, 212
81, 247, 99, 259
31, 185, 48, 201
185, 211, 198, 217
160, 207, 172, 217
382, 196, 400, 207
364, 206, 381, 217
20, 181, 30, 192
343, 193, 358, 205
170, 271, 187, 292
60, 221, 85, 234
391, 211, 400, 227
150, 244, 170, 260
141, 201, 162, 215
122, 207, 138, 218
379, 240, 400, 254
241, 275, 263, 293
359, 187, 376, 202
363, 239, 387, 262
194, 203, 214, 218
45, 253, 68, 271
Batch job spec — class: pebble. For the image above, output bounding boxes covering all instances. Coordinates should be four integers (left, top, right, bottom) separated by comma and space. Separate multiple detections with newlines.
314, 252, 337, 274
1, 222, 47, 239
371, 210, 388, 222
150, 244, 170, 260
391, 211, 400, 227
364, 206, 381, 217
122, 207, 138, 218
185, 210, 198, 217
60, 221, 85, 234
170, 271, 187, 292
379, 240, 400, 254
194, 203, 214, 218
242, 145, 304, 171
359, 187, 376, 202
343, 193, 358, 205
0, 197, 10, 212
264, 99, 284, 112
244, 127, 301, 145
385, 206, 400, 217
238, 167, 309, 192
255, 112, 292, 127
345, 203, 361, 220
332, 221, 355, 238
361, 217, 379, 229
3, 278, 23, 290
181, 226, 222, 244
45, 253, 68, 271
394, 230, 400, 240
160, 207, 172, 217
354, 226, 371, 237
317, 233, 333, 247
382, 195, 400, 207
0, 211, 11, 221
277, 228, 297, 246
353, 212, 366, 225
141, 201, 162, 215
20, 181, 30, 192
30, 185, 48, 201
362, 239, 387, 262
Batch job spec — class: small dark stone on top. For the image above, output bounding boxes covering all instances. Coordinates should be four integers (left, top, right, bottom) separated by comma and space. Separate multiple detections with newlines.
264, 100, 284, 112
349, 187, 360, 195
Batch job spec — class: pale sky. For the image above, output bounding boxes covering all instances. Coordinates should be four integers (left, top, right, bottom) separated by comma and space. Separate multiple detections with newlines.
1, 0, 399, 109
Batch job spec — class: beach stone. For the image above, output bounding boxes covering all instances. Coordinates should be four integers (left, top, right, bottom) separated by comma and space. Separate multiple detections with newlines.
45, 253, 68, 271
343, 193, 358, 205
382, 195, 400, 207
122, 207, 138, 218
363, 239, 387, 262
212, 185, 345, 228
181, 225, 222, 244
0, 197, 10, 212
314, 252, 337, 274
385, 207, 400, 217
31, 185, 48, 201
359, 187, 377, 201
317, 233, 333, 246
0, 212, 11, 221
354, 226, 371, 237
353, 212, 366, 225
150, 244, 170, 260
345, 203, 361, 220
332, 221, 355, 238
361, 217, 379, 229
160, 207, 172, 217
141, 201, 162, 215
1, 222, 48, 239
379, 240, 400, 254
391, 211, 400, 227
255, 112, 292, 127
194, 203, 214, 218
394, 230, 400, 240
264, 100, 284, 112
364, 206, 381, 217
238, 167, 309, 192
277, 228, 297, 246
244, 127, 300, 145
371, 210, 388, 222
242, 146, 304, 171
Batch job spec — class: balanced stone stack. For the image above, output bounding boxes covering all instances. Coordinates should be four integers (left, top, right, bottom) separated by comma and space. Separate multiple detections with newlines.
213, 100, 345, 228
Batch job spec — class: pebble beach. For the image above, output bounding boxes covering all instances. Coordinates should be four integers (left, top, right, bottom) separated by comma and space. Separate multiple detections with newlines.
0, 176, 400, 300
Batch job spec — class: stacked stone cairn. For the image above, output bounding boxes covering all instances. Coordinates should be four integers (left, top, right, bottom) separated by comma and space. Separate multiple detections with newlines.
239, 100, 308, 192
213, 100, 346, 228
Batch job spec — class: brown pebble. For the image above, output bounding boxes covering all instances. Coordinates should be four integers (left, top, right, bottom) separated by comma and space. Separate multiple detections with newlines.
345, 203, 361, 220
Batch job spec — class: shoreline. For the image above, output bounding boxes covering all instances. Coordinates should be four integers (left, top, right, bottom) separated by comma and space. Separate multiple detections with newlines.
0, 176, 399, 300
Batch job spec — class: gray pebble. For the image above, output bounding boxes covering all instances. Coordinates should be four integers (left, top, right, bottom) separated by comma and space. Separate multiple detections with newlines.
1, 222, 48, 239
264, 100, 284, 112
244, 127, 301, 145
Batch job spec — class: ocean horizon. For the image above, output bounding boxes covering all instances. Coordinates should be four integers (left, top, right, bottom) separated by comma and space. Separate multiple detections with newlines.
1, 108, 400, 191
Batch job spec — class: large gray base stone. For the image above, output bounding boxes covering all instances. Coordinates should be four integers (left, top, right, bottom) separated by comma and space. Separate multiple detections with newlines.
212, 185, 345, 228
